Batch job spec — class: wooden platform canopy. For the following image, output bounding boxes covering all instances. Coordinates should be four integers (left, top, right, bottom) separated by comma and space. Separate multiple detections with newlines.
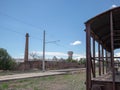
85, 7, 120, 90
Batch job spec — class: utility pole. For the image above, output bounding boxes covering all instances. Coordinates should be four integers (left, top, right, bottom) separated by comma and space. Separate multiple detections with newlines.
42, 30, 60, 72
42, 30, 45, 72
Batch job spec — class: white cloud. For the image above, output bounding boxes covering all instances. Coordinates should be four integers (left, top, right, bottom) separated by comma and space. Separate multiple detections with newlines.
14, 51, 85, 60
30, 51, 85, 59
111, 5, 117, 8
115, 52, 120, 57
73, 53, 85, 59
70, 40, 82, 46
30, 51, 67, 57
13, 53, 24, 59
45, 52, 67, 56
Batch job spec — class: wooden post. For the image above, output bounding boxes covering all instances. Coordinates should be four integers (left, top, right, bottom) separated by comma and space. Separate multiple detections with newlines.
93, 36, 96, 78
110, 11, 115, 90
102, 47, 104, 74
106, 50, 108, 73
86, 23, 91, 90
98, 43, 101, 76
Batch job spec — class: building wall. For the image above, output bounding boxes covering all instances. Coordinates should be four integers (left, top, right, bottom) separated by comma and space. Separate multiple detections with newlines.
17, 60, 85, 70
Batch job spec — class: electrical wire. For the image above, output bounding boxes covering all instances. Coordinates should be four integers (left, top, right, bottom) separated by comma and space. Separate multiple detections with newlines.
110, 0, 120, 5
0, 12, 68, 48
0, 12, 62, 43
0, 11, 44, 33
0, 26, 25, 36
0, 26, 42, 41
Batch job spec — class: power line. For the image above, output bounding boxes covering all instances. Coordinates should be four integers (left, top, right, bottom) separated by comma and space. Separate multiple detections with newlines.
0, 24, 67, 49
0, 12, 62, 44
0, 11, 44, 32
53, 43, 70, 49
110, 0, 120, 5
30, 36, 42, 41
0, 11, 44, 41
0, 26, 25, 36
0, 26, 42, 41
46, 40, 60, 44
42, 33, 70, 49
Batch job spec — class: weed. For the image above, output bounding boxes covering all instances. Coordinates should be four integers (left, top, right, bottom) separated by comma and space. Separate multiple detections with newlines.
0, 83, 8, 89
0, 71, 86, 90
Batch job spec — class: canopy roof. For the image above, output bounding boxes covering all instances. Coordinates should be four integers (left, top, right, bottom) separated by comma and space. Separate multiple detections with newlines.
85, 7, 120, 52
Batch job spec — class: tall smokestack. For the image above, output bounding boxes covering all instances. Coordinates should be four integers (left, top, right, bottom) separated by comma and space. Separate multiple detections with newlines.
68, 51, 73, 59
24, 33, 29, 62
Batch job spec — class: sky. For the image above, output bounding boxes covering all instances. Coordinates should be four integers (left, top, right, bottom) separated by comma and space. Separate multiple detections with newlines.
0, 0, 120, 59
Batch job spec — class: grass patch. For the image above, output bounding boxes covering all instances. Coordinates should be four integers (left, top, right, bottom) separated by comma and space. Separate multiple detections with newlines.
0, 71, 86, 90
39, 76, 55, 81
0, 83, 9, 90
0, 69, 42, 76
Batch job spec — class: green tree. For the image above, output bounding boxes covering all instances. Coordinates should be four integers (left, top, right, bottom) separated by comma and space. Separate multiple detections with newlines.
79, 58, 86, 65
30, 52, 42, 60
66, 58, 73, 62
0, 48, 16, 70
66, 58, 78, 63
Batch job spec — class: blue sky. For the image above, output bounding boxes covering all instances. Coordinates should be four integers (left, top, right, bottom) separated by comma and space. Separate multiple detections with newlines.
0, 0, 119, 59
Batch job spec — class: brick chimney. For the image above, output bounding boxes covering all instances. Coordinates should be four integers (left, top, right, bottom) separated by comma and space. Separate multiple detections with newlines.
24, 33, 29, 62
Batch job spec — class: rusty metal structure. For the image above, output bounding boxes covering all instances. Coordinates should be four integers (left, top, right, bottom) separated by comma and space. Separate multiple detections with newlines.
85, 7, 120, 90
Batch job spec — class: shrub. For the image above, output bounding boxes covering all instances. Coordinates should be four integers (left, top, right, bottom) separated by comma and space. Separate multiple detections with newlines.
66, 58, 78, 63
79, 58, 86, 65
0, 48, 16, 70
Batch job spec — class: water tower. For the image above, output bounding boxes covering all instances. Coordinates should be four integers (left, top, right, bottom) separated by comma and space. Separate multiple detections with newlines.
67, 51, 73, 59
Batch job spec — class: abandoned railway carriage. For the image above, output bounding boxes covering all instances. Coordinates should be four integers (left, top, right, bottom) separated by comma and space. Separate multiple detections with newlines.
85, 7, 120, 90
